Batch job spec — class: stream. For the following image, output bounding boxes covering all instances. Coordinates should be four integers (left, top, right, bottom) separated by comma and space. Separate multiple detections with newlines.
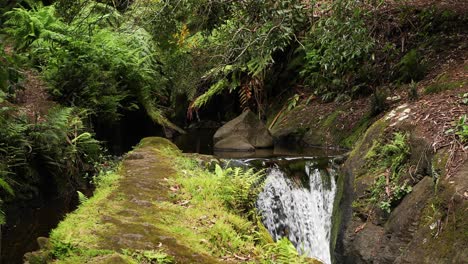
177, 128, 344, 263
2, 128, 344, 264
228, 156, 340, 264
1, 195, 79, 264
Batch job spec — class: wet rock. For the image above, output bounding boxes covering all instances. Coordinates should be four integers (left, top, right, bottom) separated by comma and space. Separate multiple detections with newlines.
37, 237, 50, 250
214, 135, 255, 151
24, 251, 50, 264
385, 177, 433, 235
130, 197, 152, 207
343, 222, 386, 263
213, 110, 273, 151
122, 233, 144, 240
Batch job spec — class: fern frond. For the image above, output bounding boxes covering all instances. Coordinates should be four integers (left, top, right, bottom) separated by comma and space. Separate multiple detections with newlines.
192, 78, 229, 109
0, 178, 14, 196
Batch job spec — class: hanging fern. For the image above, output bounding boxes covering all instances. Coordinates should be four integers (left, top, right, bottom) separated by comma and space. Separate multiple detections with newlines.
239, 83, 252, 112
4, 2, 178, 130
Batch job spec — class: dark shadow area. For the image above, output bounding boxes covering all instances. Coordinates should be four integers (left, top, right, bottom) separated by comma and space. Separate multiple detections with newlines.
1, 194, 79, 264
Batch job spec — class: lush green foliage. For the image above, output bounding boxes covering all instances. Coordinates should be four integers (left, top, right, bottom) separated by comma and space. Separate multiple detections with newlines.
301, 2, 375, 99
212, 163, 265, 216
167, 149, 310, 262
447, 115, 468, 144
0, 106, 101, 201
4, 1, 183, 131
365, 132, 413, 213
188, 0, 310, 114
0, 44, 22, 97
262, 237, 311, 264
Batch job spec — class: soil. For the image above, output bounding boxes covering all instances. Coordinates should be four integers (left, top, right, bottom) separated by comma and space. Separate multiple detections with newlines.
15, 70, 55, 121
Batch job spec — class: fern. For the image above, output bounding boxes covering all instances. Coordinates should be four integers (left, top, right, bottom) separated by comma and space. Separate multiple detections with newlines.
192, 78, 230, 109
0, 177, 14, 196
5, 2, 176, 129
77, 191, 88, 204
239, 83, 252, 111
213, 164, 265, 216
261, 237, 309, 264
191, 1, 309, 111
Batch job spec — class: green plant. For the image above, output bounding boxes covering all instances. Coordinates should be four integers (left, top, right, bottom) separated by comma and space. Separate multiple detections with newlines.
261, 237, 310, 264
0, 106, 102, 203
446, 115, 468, 143
190, 0, 310, 112
287, 94, 301, 111
301, 1, 375, 98
370, 89, 388, 116
366, 132, 413, 213
397, 49, 426, 83
4, 2, 183, 132
122, 249, 174, 264
213, 164, 265, 216
408, 80, 418, 101
0, 43, 23, 100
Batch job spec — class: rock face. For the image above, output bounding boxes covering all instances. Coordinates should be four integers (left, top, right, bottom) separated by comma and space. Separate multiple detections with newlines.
213, 110, 273, 151
269, 98, 372, 149
334, 106, 468, 263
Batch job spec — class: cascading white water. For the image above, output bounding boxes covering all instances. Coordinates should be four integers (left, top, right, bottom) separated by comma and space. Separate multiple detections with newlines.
257, 161, 336, 264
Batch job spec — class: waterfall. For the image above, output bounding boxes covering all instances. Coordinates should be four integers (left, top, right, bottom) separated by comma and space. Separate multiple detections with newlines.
256, 160, 337, 264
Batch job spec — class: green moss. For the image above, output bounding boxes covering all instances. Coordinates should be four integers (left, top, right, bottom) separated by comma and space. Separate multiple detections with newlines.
321, 110, 343, 128
340, 117, 371, 149
347, 117, 389, 173
137, 137, 179, 150
50, 170, 122, 250
431, 148, 450, 178
35, 138, 311, 264
362, 133, 412, 213
363, 139, 380, 160
424, 81, 465, 94
417, 182, 468, 262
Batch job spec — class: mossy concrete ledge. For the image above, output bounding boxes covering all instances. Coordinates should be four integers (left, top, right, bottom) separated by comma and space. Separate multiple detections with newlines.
25, 136, 318, 264
25, 137, 220, 264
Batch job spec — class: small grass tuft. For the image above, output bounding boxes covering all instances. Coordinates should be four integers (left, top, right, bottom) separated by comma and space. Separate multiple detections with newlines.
424, 81, 464, 94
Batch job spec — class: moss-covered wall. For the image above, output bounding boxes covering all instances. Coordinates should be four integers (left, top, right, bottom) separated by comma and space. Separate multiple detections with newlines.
25, 137, 320, 264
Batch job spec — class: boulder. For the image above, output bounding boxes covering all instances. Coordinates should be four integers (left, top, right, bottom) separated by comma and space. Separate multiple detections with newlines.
215, 135, 255, 151
214, 110, 273, 151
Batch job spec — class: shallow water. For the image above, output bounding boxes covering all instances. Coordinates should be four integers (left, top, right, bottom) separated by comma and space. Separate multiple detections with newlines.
1, 195, 78, 264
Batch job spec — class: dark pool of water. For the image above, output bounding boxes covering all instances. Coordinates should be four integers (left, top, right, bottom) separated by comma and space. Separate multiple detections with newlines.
1, 194, 79, 264
214, 144, 345, 159
173, 127, 217, 155
174, 127, 347, 159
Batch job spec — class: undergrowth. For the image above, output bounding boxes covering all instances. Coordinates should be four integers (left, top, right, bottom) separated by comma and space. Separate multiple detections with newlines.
156, 147, 314, 263
0, 105, 102, 223
43, 145, 314, 263
363, 132, 413, 213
